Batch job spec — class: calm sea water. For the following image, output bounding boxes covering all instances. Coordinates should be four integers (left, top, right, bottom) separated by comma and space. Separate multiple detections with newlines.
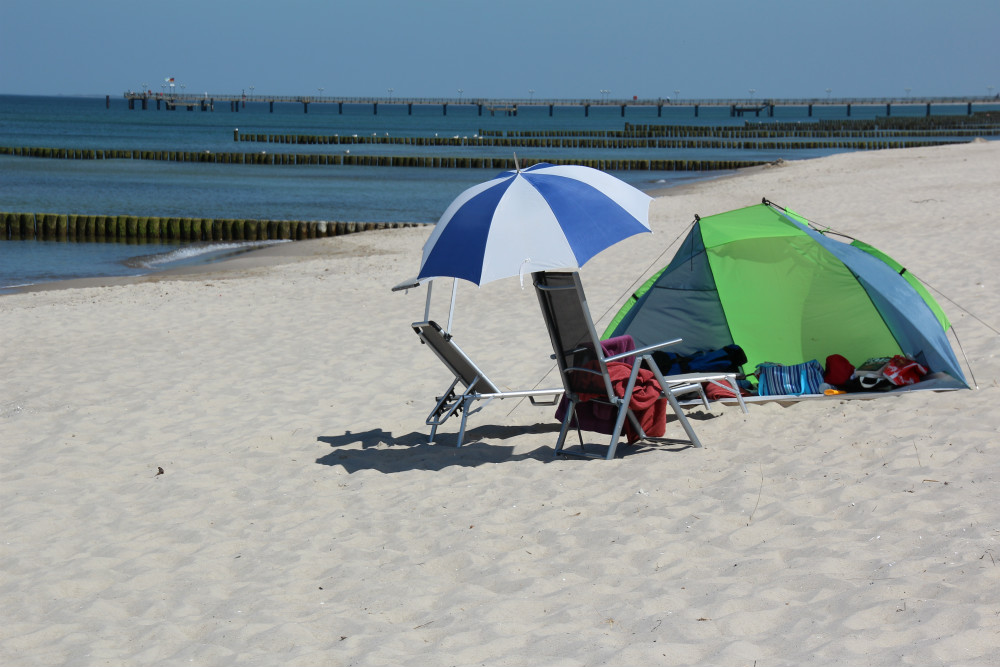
1, 94, 995, 291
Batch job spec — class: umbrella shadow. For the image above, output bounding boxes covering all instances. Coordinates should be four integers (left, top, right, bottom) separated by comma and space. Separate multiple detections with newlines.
315, 422, 564, 473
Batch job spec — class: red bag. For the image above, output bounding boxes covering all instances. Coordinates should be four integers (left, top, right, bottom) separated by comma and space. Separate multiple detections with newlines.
824, 354, 855, 386
881, 355, 928, 386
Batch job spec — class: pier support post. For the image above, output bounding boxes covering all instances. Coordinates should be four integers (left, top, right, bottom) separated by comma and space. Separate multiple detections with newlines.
303, 102, 308, 113
694, 104, 699, 117
373, 102, 377, 115
886, 103, 891, 116
808, 103, 812, 117
442, 103, 447, 116
270, 101, 274, 113
846, 103, 851, 117
926, 102, 932, 117
584, 104, 589, 117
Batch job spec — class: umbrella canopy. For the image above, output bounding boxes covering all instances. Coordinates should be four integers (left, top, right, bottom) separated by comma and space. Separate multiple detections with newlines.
417, 163, 653, 286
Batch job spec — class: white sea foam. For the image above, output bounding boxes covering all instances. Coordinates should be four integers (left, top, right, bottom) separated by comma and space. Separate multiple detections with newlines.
128, 240, 292, 269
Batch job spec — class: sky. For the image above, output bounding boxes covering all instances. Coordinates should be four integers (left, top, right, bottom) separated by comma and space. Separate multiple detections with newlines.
1, 0, 997, 101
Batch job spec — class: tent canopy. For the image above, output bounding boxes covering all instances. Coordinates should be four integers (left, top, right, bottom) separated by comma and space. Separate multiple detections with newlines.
604, 201, 967, 390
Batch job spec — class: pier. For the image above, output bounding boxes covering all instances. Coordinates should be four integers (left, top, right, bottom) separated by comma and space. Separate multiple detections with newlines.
118, 92, 999, 118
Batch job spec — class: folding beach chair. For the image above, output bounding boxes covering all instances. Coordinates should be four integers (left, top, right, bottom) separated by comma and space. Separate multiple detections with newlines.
532, 271, 746, 460
413, 320, 563, 447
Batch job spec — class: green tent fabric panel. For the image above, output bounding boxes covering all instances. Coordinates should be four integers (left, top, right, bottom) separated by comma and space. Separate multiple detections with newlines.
849, 239, 950, 331
707, 234, 902, 373
698, 203, 804, 249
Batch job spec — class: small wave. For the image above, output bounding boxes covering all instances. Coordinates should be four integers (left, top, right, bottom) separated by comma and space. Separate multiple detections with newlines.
125, 240, 291, 270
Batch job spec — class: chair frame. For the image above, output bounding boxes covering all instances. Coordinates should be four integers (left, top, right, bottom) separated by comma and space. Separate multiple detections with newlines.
533, 271, 746, 460
413, 320, 563, 447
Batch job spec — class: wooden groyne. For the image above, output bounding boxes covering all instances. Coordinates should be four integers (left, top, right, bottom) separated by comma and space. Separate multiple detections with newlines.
0, 212, 419, 243
237, 113, 998, 148
0, 147, 769, 172
7, 113, 993, 174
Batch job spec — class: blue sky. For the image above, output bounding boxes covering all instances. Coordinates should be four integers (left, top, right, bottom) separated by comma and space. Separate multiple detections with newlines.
1, 0, 997, 100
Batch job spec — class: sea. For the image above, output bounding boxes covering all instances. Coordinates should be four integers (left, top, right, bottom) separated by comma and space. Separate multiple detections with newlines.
1, 93, 996, 292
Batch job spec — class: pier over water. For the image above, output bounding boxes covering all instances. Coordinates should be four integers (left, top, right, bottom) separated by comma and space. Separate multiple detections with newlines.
118, 92, 999, 119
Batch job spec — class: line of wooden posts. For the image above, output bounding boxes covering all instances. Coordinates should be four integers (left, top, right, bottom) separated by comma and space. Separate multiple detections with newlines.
0, 212, 419, 243
234, 132, 968, 151
0, 146, 769, 172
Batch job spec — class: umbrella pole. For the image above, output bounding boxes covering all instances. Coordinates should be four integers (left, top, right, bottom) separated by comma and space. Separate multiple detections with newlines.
446, 279, 458, 334
423, 279, 434, 323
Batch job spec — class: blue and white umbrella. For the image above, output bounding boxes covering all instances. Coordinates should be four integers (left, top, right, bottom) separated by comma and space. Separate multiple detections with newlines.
417, 162, 653, 286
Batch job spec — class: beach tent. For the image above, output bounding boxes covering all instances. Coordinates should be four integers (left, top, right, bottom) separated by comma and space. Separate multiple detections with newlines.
603, 200, 968, 391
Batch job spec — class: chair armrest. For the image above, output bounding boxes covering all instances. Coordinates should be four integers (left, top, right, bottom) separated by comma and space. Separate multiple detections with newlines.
605, 338, 682, 363
565, 365, 604, 376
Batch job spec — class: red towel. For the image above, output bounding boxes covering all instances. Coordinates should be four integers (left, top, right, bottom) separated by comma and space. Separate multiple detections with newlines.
568, 361, 667, 443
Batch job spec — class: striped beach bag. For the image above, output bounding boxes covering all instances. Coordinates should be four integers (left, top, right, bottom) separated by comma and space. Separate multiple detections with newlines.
756, 360, 825, 396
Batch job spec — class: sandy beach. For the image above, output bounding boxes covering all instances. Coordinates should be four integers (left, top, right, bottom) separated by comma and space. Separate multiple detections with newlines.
2, 141, 998, 666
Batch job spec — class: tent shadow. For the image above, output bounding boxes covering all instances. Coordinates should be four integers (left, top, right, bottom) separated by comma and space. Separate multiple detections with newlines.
315, 422, 564, 473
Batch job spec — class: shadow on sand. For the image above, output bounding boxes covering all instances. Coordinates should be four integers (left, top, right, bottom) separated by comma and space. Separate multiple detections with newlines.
315, 419, 698, 473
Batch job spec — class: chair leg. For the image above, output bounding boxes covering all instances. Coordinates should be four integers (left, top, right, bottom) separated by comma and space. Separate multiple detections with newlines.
554, 398, 576, 456
456, 397, 471, 447
665, 390, 703, 448
606, 363, 643, 459
730, 378, 749, 414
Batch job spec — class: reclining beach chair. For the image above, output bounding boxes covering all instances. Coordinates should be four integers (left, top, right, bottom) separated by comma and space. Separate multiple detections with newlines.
532, 271, 745, 459
413, 320, 563, 447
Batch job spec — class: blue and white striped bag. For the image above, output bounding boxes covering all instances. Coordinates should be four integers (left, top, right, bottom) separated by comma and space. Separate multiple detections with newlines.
756, 360, 825, 396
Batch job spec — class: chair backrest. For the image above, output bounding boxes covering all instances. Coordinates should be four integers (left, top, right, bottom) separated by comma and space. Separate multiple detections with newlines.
412, 320, 501, 394
532, 271, 616, 401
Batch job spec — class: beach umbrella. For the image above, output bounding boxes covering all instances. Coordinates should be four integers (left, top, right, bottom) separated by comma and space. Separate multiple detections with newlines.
417, 162, 653, 286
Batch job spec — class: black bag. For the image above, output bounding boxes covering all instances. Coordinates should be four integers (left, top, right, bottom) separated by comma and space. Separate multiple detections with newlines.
652, 345, 747, 375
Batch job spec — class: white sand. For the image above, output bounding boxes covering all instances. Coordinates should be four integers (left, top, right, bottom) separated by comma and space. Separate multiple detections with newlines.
1, 141, 998, 666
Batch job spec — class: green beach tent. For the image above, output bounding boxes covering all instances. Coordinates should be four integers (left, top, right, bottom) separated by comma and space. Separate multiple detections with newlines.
604, 200, 967, 390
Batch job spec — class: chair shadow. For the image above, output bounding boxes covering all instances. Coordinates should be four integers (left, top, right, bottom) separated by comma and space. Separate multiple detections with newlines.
315, 411, 717, 473
315, 422, 565, 473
